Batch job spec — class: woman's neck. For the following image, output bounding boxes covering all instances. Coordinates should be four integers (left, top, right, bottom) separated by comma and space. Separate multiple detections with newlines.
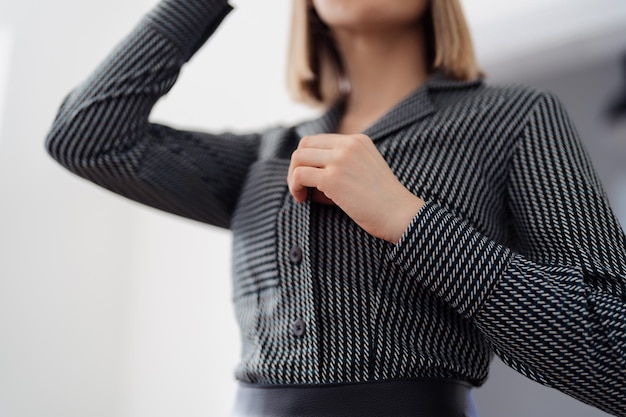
332, 24, 430, 134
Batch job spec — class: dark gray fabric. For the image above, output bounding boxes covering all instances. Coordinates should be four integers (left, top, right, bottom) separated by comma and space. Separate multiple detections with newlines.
45, 0, 626, 415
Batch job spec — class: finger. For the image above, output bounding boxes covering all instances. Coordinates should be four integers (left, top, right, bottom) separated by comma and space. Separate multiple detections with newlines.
287, 148, 325, 185
288, 166, 325, 203
291, 148, 331, 170
300, 134, 381, 164
298, 133, 347, 150
288, 147, 332, 187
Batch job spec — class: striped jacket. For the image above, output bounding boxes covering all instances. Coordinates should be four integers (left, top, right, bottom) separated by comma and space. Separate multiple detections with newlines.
45, 0, 626, 415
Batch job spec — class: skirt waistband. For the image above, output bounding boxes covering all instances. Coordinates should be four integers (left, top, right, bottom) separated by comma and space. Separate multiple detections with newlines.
233, 379, 477, 417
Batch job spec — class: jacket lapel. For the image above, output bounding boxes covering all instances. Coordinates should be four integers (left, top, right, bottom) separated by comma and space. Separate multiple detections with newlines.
363, 85, 435, 142
293, 73, 484, 142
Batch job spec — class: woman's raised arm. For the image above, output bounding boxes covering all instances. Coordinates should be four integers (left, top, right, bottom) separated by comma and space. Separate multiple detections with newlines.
46, 0, 259, 228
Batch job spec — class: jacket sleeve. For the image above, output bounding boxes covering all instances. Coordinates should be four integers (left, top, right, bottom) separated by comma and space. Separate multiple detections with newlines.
388, 92, 626, 416
45, 0, 259, 229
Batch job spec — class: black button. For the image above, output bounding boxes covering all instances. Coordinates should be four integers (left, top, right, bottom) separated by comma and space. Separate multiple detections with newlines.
292, 319, 306, 337
289, 245, 303, 265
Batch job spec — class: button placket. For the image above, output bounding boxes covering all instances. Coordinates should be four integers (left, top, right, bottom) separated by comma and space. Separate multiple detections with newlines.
288, 242, 305, 338
275, 195, 320, 380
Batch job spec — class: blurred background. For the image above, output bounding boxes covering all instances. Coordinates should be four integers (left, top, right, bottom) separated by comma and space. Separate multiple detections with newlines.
0, 0, 624, 416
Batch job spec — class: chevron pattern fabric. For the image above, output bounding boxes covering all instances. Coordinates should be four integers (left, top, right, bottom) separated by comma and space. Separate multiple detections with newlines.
45, 0, 626, 415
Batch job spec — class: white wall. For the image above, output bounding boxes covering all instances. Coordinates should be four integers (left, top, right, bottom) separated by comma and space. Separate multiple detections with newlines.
0, 1, 146, 416
0, 26, 12, 147
0, 0, 623, 416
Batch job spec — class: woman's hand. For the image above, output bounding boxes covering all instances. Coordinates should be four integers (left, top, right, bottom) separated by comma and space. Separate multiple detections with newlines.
287, 133, 425, 244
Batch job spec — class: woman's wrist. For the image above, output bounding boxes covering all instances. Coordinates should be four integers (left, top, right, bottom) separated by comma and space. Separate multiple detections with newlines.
385, 191, 425, 244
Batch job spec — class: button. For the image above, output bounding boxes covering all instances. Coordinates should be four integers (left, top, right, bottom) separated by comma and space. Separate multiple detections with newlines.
289, 245, 303, 265
292, 319, 306, 337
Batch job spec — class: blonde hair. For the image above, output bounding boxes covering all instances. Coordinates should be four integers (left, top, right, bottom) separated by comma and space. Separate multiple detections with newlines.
287, 0, 482, 108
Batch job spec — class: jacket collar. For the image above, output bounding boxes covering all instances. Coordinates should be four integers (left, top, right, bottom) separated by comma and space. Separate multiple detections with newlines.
294, 72, 483, 143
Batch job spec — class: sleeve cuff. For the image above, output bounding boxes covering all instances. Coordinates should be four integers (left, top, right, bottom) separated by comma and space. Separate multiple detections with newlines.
145, 0, 233, 61
387, 201, 514, 318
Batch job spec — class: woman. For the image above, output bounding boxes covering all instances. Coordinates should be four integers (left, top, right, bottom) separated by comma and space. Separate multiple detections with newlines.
46, 0, 626, 416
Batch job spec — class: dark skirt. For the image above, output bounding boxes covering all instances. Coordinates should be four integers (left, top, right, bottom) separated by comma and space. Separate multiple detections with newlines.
233, 379, 478, 417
